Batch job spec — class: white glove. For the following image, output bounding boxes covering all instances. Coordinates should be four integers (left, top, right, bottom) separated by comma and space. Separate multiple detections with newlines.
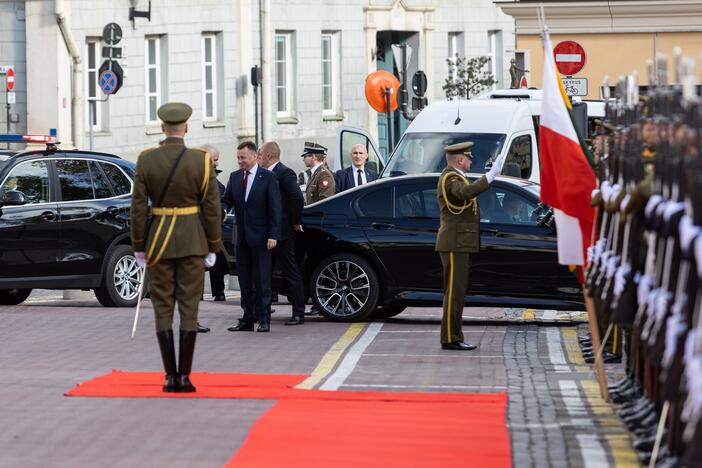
134, 251, 146, 268
204, 252, 217, 268
485, 152, 508, 183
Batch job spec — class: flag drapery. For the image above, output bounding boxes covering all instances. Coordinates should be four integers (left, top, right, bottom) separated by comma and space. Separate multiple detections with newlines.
538, 35, 597, 267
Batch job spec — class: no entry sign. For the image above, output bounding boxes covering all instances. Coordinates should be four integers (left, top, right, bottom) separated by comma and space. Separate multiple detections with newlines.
553, 41, 586, 76
6, 68, 15, 91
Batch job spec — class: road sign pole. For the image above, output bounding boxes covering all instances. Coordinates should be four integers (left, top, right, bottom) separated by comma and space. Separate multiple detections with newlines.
89, 100, 94, 151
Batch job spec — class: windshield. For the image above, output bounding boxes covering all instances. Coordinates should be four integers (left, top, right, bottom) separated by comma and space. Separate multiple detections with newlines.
381, 132, 506, 178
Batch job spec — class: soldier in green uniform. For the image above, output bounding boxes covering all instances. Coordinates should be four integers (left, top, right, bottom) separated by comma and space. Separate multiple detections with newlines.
130, 102, 222, 393
436, 142, 506, 350
302, 141, 335, 204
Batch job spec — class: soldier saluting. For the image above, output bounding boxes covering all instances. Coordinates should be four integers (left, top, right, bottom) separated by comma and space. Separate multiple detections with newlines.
130, 103, 222, 393
436, 142, 506, 350
302, 141, 335, 204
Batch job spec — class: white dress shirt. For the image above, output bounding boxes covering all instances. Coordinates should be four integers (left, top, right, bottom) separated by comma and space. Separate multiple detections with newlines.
267, 161, 279, 172
244, 164, 258, 201
310, 162, 324, 176
353, 165, 368, 187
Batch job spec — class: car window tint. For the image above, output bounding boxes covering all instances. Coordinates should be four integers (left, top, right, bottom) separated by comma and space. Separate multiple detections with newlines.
1, 160, 50, 204
56, 159, 94, 201
100, 162, 131, 195
358, 187, 393, 217
478, 186, 538, 225
394, 184, 439, 219
501, 135, 532, 179
89, 161, 113, 199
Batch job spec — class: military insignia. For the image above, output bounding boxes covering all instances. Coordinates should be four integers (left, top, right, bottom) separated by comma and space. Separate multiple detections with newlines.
322, 180, 329, 187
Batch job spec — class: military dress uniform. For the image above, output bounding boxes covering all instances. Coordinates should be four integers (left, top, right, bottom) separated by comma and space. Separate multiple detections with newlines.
302, 142, 335, 204
435, 142, 490, 350
130, 102, 222, 393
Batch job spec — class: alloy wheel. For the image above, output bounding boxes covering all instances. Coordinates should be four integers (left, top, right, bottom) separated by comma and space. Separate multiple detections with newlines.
113, 255, 143, 301
315, 260, 371, 317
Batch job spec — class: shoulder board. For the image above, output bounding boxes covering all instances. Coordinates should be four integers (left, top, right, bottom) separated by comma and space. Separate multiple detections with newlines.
193, 147, 209, 155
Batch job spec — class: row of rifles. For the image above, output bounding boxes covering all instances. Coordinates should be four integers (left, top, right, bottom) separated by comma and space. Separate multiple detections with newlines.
587, 51, 702, 468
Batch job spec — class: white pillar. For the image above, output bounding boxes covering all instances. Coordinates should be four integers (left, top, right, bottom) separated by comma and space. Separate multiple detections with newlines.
423, 12, 435, 102
261, 0, 272, 142
237, 0, 255, 141
364, 14, 378, 144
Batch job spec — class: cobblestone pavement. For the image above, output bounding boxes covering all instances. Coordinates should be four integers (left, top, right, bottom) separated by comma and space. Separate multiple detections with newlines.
1, 295, 637, 467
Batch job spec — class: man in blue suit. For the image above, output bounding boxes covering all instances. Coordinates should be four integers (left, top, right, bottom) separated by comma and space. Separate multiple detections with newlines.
258, 141, 306, 325
334, 144, 378, 192
221, 141, 281, 333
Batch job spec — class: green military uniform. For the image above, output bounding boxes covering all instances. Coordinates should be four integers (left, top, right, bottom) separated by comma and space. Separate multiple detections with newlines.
435, 143, 490, 346
305, 164, 336, 204
130, 102, 222, 393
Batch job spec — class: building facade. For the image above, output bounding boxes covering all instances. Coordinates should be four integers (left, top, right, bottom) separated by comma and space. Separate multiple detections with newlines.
494, 0, 702, 99
2, 0, 514, 177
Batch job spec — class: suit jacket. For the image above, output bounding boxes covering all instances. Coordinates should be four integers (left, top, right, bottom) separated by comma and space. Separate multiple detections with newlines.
335, 166, 378, 193
221, 166, 282, 246
130, 137, 222, 258
272, 162, 304, 240
435, 168, 489, 253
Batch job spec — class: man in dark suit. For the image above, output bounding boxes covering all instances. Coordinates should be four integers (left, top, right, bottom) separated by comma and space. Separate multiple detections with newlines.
258, 141, 306, 325
334, 144, 378, 192
221, 141, 281, 333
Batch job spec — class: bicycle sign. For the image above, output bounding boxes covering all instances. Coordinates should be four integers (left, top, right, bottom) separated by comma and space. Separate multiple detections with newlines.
561, 77, 588, 97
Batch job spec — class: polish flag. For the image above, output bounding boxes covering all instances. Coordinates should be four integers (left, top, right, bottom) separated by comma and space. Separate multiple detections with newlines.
538, 35, 596, 267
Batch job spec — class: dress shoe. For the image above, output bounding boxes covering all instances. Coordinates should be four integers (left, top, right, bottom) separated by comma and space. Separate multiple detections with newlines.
285, 316, 305, 326
228, 320, 254, 332
602, 352, 621, 363
633, 431, 666, 452
257, 323, 270, 333
196, 322, 210, 333
213, 294, 226, 302
441, 341, 477, 351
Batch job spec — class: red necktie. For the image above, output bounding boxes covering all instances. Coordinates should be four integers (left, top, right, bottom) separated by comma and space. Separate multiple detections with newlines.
242, 170, 250, 191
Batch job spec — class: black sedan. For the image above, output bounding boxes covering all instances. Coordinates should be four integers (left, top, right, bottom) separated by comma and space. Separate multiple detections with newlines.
223, 174, 584, 322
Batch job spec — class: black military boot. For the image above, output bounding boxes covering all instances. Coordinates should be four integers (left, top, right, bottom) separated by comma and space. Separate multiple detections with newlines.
176, 330, 197, 393
156, 330, 177, 392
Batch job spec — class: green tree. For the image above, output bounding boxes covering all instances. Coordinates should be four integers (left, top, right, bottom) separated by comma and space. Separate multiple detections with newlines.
443, 55, 497, 100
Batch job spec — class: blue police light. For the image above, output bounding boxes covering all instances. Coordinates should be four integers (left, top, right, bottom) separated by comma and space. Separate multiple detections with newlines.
0, 134, 58, 144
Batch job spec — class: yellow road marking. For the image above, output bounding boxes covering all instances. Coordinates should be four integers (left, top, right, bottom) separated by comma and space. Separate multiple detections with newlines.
295, 322, 366, 389
521, 309, 535, 320
562, 328, 586, 365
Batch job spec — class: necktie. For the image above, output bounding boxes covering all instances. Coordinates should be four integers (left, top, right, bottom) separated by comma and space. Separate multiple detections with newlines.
242, 170, 250, 191
357, 169, 363, 187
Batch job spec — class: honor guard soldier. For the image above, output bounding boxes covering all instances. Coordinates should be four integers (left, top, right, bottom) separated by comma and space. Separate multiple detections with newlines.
130, 102, 222, 393
436, 142, 506, 350
302, 141, 335, 204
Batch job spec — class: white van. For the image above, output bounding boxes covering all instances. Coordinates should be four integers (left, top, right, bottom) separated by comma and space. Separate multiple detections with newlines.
333, 90, 604, 184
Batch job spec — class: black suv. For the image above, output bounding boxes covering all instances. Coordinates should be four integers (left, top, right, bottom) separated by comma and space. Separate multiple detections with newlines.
0, 144, 139, 307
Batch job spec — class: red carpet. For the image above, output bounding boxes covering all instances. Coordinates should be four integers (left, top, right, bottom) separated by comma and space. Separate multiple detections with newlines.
227, 395, 510, 468
67, 371, 511, 467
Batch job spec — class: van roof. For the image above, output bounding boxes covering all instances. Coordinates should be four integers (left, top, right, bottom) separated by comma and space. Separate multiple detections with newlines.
406, 99, 532, 135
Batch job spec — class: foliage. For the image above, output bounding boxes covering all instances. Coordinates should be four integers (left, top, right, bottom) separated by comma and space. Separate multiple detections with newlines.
443, 55, 497, 100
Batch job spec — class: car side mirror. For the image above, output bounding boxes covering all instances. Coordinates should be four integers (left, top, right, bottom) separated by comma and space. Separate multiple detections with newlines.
1, 190, 27, 206
537, 206, 554, 229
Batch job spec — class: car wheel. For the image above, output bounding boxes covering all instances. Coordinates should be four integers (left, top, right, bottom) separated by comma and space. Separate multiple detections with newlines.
372, 305, 407, 319
94, 245, 145, 307
0, 288, 32, 305
310, 253, 380, 322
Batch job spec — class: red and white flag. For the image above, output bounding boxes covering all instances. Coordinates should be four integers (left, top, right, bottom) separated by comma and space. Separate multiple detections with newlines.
538, 36, 596, 266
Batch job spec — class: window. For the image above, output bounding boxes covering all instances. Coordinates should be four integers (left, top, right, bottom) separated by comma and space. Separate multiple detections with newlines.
501, 135, 533, 179
478, 187, 539, 225
89, 161, 113, 199
99, 162, 132, 196
85, 38, 102, 131
447, 32, 464, 78
1, 161, 50, 204
340, 130, 382, 173
394, 184, 439, 219
202, 33, 218, 121
145, 36, 162, 124
488, 30, 503, 90
275, 32, 294, 117
357, 188, 393, 218
56, 160, 94, 201
321, 32, 341, 115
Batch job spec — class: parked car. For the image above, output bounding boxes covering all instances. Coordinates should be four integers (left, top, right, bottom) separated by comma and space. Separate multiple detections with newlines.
222, 174, 584, 322
0, 137, 139, 306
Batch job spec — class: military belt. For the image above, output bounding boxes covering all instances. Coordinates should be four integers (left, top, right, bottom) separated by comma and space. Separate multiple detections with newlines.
151, 206, 200, 216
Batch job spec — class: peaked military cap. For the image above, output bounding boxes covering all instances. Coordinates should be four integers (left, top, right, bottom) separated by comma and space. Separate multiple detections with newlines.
157, 102, 193, 125
593, 119, 615, 135
444, 141, 474, 158
301, 141, 328, 157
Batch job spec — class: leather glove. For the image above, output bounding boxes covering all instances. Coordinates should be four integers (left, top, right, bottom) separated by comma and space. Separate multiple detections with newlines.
204, 252, 217, 268
134, 251, 146, 268
485, 152, 508, 183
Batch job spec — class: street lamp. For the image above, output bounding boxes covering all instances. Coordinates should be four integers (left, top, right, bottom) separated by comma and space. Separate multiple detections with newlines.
129, 0, 151, 22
